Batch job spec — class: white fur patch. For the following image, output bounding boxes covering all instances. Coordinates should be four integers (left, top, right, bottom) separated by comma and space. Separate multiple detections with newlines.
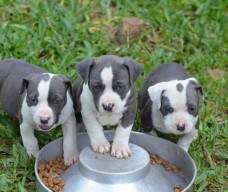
20, 122, 39, 157
177, 129, 198, 151
148, 78, 198, 135
62, 113, 78, 165
111, 125, 132, 158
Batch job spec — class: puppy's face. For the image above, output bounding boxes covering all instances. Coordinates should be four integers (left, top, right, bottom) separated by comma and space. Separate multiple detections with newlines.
77, 55, 143, 114
89, 64, 130, 114
21, 73, 71, 131
148, 79, 203, 135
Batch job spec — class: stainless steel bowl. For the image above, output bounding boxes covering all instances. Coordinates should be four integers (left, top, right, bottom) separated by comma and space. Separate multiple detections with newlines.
35, 131, 196, 192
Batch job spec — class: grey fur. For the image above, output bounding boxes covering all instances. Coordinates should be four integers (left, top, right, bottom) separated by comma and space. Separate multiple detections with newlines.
48, 75, 72, 124
160, 91, 174, 116
186, 80, 203, 117
176, 83, 184, 92
74, 55, 143, 128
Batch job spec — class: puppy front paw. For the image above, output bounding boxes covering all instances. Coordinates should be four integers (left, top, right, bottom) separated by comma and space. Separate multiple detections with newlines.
64, 149, 79, 166
26, 146, 39, 158
91, 138, 110, 154
111, 142, 131, 159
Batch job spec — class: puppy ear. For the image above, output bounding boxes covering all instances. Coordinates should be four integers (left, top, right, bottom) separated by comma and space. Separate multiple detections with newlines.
189, 78, 203, 100
76, 58, 95, 83
147, 83, 166, 109
20, 78, 29, 94
60, 75, 73, 94
20, 74, 35, 94
123, 57, 143, 83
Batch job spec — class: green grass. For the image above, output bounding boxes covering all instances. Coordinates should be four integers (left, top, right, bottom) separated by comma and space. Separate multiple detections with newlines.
0, 0, 227, 191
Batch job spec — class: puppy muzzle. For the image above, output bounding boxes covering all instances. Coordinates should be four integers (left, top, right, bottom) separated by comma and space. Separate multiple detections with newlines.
102, 103, 115, 112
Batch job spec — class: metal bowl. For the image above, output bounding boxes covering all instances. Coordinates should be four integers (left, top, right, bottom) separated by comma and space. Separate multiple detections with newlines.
35, 131, 196, 192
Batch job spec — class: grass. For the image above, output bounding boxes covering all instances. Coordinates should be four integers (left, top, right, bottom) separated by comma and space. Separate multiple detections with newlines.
0, 0, 227, 191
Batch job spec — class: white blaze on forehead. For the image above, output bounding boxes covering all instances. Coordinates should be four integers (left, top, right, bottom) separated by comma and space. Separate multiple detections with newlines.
35, 73, 54, 116
38, 80, 50, 101
100, 67, 113, 89
37, 73, 54, 101
37, 73, 55, 101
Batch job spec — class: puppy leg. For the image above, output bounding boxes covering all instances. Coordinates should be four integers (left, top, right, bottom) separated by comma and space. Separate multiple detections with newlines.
20, 122, 39, 157
111, 125, 132, 158
62, 113, 79, 166
82, 112, 110, 153
177, 129, 198, 152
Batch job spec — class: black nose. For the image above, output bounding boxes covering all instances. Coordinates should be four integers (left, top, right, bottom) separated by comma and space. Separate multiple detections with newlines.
40, 117, 50, 124
102, 103, 114, 112
177, 124, 185, 132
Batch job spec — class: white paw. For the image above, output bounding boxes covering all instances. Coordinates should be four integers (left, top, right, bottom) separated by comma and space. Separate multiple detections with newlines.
26, 146, 39, 158
91, 138, 110, 154
64, 149, 79, 166
111, 142, 131, 159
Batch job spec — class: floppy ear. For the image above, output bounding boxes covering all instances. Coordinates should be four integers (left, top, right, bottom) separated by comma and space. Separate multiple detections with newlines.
195, 84, 203, 100
20, 78, 29, 94
20, 74, 35, 94
76, 58, 95, 83
59, 75, 73, 95
147, 83, 166, 109
123, 57, 143, 83
189, 78, 203, 100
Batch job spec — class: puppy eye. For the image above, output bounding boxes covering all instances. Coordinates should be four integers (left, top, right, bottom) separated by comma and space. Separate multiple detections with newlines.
53, 97, 62, 104
167, 107, 174, 113
188, 104, 196, 113
28, 95, 38, 105
165, 106, 174, 113
114, 84, 125, 91
95, 84, 102, 89
92, 83, 103, 90
115, 85, 123, 90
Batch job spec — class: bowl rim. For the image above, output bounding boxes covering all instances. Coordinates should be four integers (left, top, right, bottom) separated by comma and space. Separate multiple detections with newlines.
35, 130, 197, 192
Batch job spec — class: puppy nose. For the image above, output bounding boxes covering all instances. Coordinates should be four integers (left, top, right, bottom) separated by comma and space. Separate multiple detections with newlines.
177, 124, 185, 132
102, 103, 114, 112
40, 117, 50, 124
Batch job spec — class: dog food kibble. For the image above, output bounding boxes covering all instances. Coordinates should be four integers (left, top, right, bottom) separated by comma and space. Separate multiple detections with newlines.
150, 154, 180, 173
38, 158, 66, 192
174, 185, 182, 192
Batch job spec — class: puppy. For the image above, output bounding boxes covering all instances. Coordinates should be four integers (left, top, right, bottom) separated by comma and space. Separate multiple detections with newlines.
139, 63, 203, 151
73, 55, 143, 158
0, 59, 78, 165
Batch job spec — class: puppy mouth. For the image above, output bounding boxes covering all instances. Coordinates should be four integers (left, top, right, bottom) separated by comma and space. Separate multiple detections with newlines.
37, 124, 52, 132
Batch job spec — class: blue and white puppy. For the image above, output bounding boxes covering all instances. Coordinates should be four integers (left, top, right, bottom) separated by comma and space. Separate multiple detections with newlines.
73, 55, 143, 158
139, 63, 203, 151
0, 60, 78, 165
